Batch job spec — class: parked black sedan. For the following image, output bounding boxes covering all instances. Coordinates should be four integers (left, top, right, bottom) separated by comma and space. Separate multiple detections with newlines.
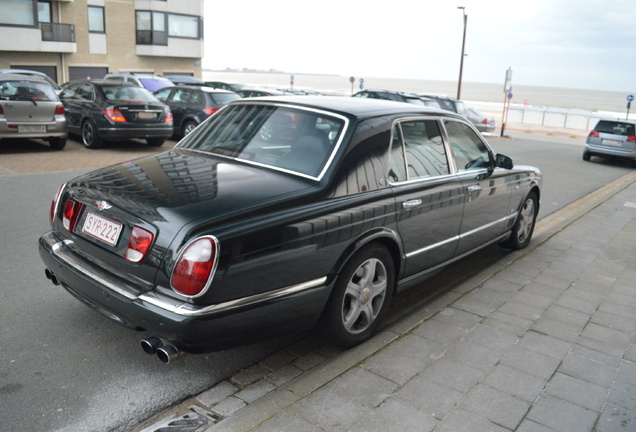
39, 96, 542, 362
153, 85, 240, 137
59, 79, 173, 148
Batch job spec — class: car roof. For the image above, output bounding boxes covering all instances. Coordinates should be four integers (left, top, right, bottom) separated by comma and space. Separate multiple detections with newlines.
63, 79, 136, 87
0, 72, 50, 83
231, 95, 463, 120
162, 85, 235, 94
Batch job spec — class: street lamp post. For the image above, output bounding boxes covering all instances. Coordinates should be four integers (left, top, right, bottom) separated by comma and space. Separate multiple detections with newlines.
457, 6, 467, 100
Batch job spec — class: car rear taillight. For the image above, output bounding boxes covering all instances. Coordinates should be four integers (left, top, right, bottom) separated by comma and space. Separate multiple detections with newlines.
627, 136, 636, 142
104, 109, 126, 122
62, 199, 83, 231
482, 118, 489, 124
0, 105, 4, 115
204, 107, 220, 115
171, 236, 219, 297
126, 226, 154, 263
588, 130, 600, 138
49, 183, 65, 225
55, 104, 65, 115
165, 111, 173, 123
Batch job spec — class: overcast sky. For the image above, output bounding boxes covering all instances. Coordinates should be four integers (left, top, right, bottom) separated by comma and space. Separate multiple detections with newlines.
203, 0, 636, 92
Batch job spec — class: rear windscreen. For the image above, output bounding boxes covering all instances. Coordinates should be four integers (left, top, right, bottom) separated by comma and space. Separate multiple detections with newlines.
596, 121, 635, 136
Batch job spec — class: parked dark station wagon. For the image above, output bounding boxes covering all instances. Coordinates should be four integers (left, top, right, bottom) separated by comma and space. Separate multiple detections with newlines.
39, 96, 542, 362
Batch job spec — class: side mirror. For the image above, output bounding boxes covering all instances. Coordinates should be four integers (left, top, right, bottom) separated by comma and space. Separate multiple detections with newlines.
496, 154, 514, 169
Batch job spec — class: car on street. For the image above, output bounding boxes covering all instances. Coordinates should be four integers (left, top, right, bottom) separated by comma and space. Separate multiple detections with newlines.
165, 75, 205, 86
153, 85, 240, 136
104, 73, 174, 92
39, 96, 542, 362
353, 89, 428, 105
465, 107, 496, 133
237, 88, 288, 98
583, 119, 636, 167
0, 73, 67, 149
58, 79, 173, 148
205, 81, 249, 92
420, 94, 467, 114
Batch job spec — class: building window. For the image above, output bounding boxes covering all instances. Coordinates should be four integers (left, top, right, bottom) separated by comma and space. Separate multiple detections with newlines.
136, 11, 167, 45
136, 10, 200, 44
168, 14, 200, 38
0, 0, 37, 26
88, 6, 105, 33
38, 1, 51, 23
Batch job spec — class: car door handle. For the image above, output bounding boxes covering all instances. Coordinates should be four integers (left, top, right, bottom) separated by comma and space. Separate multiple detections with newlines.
402, 199, 422, 209
467, 185, 482, 192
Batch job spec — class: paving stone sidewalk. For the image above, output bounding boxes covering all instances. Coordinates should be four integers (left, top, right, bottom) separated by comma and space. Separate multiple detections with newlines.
135, 172, 636, 432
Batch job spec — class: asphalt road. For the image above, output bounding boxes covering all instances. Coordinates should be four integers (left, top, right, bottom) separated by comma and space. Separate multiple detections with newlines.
0, 133, 633, 432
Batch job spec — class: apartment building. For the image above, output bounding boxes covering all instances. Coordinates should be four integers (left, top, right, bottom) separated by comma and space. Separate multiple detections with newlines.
0, 0, 204, 85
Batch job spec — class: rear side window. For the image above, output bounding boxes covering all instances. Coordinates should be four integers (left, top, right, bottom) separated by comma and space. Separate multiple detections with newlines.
389, 119, 449, 182
595, 121, 635, 136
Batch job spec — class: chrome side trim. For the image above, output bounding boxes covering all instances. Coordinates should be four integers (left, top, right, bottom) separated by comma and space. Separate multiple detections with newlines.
404, 214, 515, 259
139, 277, 329, 317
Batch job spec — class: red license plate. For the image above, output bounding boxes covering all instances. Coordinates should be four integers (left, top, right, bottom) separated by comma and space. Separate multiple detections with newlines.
82, 212, 122, 246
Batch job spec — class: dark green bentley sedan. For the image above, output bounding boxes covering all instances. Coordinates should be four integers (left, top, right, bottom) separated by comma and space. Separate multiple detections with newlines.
39, 96, 542, 362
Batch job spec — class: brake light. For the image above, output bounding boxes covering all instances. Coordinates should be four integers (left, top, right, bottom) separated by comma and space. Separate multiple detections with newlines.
171, 236, 219, 297
126, 226, 154, 263
49, 183, 65, 225
104, 109, 126, 122
55, 104, 65, 115
165, 111, 173, 123
204, 107, 220, 115
62, 199, 83, 231
0, 105, 4, 115
627, 136, 636, 142
588, 130, 600, 138
481, 118, 489, 124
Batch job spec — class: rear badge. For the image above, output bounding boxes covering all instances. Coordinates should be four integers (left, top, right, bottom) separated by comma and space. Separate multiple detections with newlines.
97, 201, 112, 211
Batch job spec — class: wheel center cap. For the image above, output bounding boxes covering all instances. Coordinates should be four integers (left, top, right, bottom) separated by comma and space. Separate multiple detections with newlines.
361, 288, 371, 304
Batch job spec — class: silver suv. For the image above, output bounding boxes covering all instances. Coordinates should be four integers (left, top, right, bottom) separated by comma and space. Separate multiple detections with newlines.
583, 119, 636, 167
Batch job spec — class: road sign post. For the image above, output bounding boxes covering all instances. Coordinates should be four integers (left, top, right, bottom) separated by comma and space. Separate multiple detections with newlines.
627, 95, 634, 120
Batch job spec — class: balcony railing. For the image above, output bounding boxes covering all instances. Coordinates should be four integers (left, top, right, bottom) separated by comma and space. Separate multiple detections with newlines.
40, 23, 75, 43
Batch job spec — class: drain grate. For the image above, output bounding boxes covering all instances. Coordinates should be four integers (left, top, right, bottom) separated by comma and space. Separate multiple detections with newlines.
138, 405, 221, 432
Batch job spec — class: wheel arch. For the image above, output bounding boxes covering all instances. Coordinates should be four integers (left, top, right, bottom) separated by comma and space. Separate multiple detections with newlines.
331, 228, 403, 296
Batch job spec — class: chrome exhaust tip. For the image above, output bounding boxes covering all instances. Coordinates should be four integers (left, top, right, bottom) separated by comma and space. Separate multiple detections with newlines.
141, 336, 163, 355
156, 344, 184, 364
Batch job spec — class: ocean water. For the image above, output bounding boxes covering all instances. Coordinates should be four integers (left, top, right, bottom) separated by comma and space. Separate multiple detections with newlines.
203, 71, 632, 114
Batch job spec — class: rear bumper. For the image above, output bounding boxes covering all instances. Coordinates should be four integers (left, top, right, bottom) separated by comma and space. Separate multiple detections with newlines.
38, 231, 332, 353
99, 125, 173, 141
585, 143, 636, 161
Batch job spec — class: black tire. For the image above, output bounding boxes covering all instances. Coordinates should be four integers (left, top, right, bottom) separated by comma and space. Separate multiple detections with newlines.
582, 151, 591, 161
182, 121, 198, 136
147, 137, 165, 147
501, 191, 538, 250
81, 120, 103, 149
319, 243, 395, 348
48, 137, 66, 150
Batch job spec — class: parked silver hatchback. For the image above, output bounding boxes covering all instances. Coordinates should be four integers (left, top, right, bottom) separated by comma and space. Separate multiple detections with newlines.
0, 73, 67, 149
583, 119, 636, 167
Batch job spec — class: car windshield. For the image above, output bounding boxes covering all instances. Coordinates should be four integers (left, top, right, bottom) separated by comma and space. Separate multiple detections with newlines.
0, 80, 57, 101
139, 77, 174, 92
177, 103, 346, 179
596, 120, 635, 136
103, 86, 160, 102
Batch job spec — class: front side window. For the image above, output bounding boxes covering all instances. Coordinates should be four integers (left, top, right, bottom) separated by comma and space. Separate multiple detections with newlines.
177, 104, 347, 179
88, 6, 105, 33
389, 119, 449, 182
443, 119, 492, 172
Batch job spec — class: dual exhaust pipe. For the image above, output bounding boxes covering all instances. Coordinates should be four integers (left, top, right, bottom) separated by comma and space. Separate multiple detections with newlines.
141, 336, 185, 364
45, 270, 184, 364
